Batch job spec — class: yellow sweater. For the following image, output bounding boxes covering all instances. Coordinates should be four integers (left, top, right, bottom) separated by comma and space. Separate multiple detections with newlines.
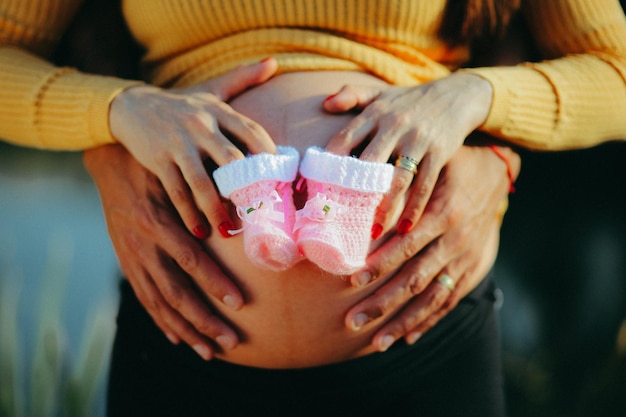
1, 0, 625, 151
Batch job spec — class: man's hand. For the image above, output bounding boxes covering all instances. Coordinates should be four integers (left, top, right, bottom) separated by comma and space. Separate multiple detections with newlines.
84, 144, 242, 360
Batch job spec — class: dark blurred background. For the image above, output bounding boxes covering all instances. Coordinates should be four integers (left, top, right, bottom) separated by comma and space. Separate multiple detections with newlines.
1, 1, 625, 416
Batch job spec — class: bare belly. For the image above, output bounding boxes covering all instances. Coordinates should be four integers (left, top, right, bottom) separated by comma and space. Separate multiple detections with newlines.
203, 71, 495, 368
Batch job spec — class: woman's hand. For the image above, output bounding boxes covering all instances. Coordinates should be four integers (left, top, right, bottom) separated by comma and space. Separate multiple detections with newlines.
344, 143, 520, 352
324, 72, 493, 234
109, 58, 279, 239
84, 144, 242, 361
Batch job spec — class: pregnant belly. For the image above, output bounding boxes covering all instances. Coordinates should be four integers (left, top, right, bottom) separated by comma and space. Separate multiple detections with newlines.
203, 71, 399, 369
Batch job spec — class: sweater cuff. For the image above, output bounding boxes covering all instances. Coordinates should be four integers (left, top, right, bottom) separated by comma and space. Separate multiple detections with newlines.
460, 65, 558, 148
44, 70, 144, 149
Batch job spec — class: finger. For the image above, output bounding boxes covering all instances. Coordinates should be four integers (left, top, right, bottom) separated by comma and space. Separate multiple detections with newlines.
198, 103, 277, 157
205, 57, 278, 102
325, 115, 377, 156
129, 270, 218, 360
404, 270, 469, 346
175, 150, 235, 238
349, 208, 447, 288
372, 269, 463, 352
404, 220, 500, 343
372, 166, 415, 237
396, 153, 443, 234
325, 86, 384, 155
345, 230, 460, 332
116, 240, 218, 360
322, 84, 382, 113
150, 256, 240, 351
137, 200, 245, 310
158, 162, 209, 238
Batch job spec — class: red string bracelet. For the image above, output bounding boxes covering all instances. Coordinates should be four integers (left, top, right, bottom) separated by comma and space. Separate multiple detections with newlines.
488, 145, 516, 193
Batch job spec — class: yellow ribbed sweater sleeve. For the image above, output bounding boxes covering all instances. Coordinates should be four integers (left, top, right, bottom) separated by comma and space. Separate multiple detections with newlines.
464, 0, 626, 150
0, 0, 142, 150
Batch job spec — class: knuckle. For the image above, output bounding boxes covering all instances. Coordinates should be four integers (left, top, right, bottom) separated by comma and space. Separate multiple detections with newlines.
153, 151, 171, 168
393, 111, 413, 127
241, 119, 264, 136
391, 173, 413, 193
188, 173, 211, 192
174, 248, 198, 271
442, 205, 463, 228
220, 145, 243, 165
430, 287, 450, 309
162, 281, 184, 310
132, 206, 153, 230
194, 316, 218, 337
399, 235, 421, 260
407, 270, 429, 295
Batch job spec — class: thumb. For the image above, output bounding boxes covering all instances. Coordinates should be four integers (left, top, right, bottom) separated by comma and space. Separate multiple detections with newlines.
202, 57, 279, 101
323, 84, 383, 113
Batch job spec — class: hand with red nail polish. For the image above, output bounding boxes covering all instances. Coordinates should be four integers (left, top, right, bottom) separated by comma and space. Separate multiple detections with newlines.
109, 58, 280, 240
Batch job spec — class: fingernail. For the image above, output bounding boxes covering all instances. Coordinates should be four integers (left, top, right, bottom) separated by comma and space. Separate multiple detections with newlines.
378, 335, 395, 352
406, 331, 422, 345
218, 221, 235, 238
259, 56, 274, 64
398, 219, 413, 234
371, 223, 383, 240
223, 294, 241, 310
323, 93, 337, 104
193, 344, 212, 361
192, 224, 210, 239
353, 271, 372, 288
351, 313, 370, 331
216, 335, 236, 350
165, 332, 180, 345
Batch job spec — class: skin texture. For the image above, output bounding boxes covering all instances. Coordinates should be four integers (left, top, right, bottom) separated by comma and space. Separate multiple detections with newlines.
86, 62, 518, 363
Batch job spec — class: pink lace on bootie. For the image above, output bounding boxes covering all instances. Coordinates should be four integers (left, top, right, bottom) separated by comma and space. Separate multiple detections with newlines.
294, 147, 394, 276
213, 147, 300, 271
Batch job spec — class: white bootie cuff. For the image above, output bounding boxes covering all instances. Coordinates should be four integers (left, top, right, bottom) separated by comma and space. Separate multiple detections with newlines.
213, 146, 300, 198
299, 147, 394, 193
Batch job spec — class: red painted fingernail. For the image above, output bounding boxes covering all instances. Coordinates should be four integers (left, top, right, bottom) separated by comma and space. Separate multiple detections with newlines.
218, 221, 235, 238
192, 224, 210, 239
398, 219, 413, 234
371, 223, 383, 240
323, 93, 337, 104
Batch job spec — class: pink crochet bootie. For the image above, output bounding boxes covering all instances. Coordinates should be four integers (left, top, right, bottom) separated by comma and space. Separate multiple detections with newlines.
213, 146, 300, 271
294, 147, 394, 275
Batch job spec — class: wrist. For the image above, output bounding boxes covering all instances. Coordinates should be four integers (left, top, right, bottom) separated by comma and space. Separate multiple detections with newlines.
453, 72, 494, 127
83, 144, 127, 176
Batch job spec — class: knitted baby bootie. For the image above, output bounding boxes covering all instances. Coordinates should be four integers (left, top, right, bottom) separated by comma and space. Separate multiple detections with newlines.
294, 147, 394, 275
213, 146, 300, 271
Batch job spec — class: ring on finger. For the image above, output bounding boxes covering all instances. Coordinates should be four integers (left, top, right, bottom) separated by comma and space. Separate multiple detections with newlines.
437, 273, 456, 292
394, 154, 419, 175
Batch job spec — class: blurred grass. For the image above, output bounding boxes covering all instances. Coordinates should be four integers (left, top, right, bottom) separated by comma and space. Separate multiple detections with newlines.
0, 231, 115, 417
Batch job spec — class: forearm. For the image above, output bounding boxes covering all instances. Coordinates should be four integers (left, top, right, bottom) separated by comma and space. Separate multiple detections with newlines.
463, 0, 626, 150
466, 55, 626, 150
0, 46, 142, 150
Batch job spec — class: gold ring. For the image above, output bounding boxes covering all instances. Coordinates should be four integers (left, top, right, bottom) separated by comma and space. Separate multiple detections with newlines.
438, 273, 455, 292
394, 155, 419, 175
